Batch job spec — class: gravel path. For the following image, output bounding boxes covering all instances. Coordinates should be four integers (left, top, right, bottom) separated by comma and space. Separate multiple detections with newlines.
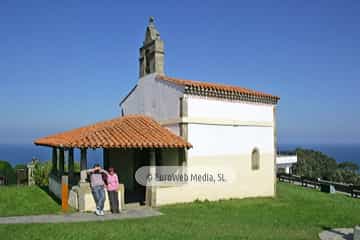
0, 207, 162, 224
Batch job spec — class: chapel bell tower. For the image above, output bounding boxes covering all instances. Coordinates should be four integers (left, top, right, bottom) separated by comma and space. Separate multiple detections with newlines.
139, 17, 165, 77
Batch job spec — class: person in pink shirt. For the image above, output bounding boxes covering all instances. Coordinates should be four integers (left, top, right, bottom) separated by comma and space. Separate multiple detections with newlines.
106, 167, 120, 213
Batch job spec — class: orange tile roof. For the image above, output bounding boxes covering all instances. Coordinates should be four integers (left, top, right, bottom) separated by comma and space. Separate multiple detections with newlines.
156, 75, 280, 104
34, 115, 192, 149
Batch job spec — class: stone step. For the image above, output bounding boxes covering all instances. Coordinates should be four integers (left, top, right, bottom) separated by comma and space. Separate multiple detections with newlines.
124, 202, 142, 210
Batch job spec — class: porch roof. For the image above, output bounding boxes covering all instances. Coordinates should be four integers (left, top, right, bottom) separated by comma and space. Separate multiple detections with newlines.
34, 115, 192, 149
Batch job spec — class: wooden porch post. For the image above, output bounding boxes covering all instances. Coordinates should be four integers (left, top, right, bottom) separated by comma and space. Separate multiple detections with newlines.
68, 148, 74, 183
59, 148, 65, 175
80, 148, 87, 183
51, 147, 58, 174
80, 148, 87, 170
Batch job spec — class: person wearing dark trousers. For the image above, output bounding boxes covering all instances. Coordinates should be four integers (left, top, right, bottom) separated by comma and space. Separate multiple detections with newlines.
106, 167, 120, 213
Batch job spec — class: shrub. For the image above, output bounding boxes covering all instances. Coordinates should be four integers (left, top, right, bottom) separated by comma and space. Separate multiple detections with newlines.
32, 160, 81, 186
0, 160, 16, 185
33, 161, 52, 186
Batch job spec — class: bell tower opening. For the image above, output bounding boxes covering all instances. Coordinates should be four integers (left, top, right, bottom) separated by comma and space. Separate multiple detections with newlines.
139, 17, 165, 78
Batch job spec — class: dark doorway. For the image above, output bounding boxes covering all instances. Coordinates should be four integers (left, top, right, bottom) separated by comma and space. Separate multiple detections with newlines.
124, 149, 148, 204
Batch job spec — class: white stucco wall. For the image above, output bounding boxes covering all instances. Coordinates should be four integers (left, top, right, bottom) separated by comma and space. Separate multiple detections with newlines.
155, 97, 277, 205
120, 76, 278, 205
121, 73, 184, 122
187, 124, 274, 157
155, 124, 276, 205
186, 96, 275, 157
155, 153, 276, 205
187, 96, 274, 122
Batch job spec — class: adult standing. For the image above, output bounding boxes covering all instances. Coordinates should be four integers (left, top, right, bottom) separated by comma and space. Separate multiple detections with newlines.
87, 164, 107, 216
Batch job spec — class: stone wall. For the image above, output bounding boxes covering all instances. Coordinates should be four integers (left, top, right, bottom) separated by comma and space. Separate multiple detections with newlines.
49, 175, 62, 199
69, 183, 124, 212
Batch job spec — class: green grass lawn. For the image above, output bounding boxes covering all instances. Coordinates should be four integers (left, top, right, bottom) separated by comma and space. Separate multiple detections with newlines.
1, 182, 360, 240
0, 185, 61, 217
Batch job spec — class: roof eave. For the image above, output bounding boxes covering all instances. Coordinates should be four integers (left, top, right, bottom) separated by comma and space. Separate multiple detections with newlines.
184, 89, 280, 105
157, 75, 280, 105
119, 85, 138, 107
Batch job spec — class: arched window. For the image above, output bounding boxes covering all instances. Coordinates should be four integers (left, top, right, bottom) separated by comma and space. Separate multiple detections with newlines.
251, 148, 260, 170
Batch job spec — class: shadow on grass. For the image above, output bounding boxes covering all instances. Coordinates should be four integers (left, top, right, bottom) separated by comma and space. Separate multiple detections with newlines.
38, 185, 61, 205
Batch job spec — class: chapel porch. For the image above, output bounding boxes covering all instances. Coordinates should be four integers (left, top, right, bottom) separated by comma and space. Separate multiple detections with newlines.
34, 115, 191, 211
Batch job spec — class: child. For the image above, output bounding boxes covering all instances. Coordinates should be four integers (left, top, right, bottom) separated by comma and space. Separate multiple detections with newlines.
106, 167, 120, 213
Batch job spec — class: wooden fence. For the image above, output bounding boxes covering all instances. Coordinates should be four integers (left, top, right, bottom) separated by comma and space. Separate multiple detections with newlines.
277, 173, 360, 198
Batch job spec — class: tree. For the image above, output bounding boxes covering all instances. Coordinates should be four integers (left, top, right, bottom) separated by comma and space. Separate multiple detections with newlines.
333, 169, 360, 185
333, 161, 360, 185
337, 161, 359, 173
292, 148, 337, 180
14, 164, 27, 170
292, 149, 360, 185
0, 160, 16, 185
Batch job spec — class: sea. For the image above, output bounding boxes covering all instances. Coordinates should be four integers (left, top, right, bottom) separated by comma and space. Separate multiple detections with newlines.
0, 143, 360, 167
279, 143, 360, 165
0, 144, 103, 168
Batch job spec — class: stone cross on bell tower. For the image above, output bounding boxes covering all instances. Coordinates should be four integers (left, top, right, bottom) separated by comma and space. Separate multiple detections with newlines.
139, 17, 165, 78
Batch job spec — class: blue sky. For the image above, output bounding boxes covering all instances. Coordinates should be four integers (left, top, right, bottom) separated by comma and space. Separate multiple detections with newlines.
0, 1, 359, 145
